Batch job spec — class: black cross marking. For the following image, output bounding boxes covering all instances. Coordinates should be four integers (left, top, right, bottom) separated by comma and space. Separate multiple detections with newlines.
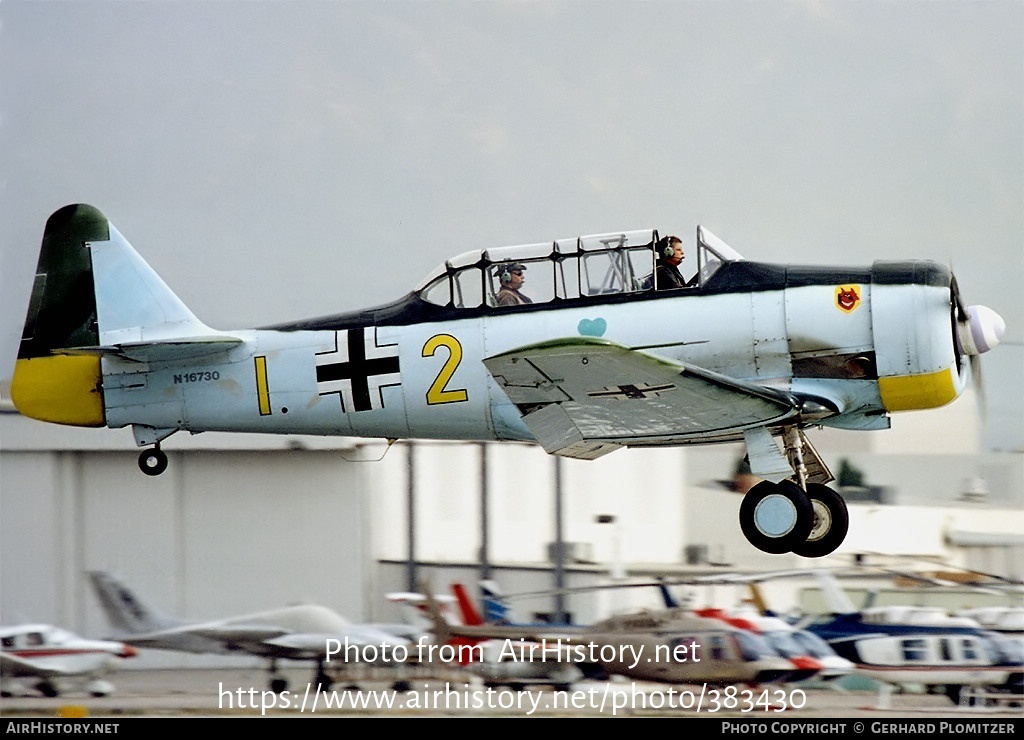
316, 328, 400, 413
588, 383, 675, 400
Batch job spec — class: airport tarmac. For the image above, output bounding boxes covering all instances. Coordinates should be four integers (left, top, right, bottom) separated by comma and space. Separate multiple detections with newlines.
1, 667, 1022, 718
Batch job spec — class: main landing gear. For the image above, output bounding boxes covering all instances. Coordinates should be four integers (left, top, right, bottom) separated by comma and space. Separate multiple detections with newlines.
739, 479, 849, 557
138, 445, 168, 476
738, 428, 850, 558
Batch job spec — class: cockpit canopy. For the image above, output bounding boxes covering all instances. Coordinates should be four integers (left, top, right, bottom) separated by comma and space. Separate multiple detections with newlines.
414, 226, 743, 309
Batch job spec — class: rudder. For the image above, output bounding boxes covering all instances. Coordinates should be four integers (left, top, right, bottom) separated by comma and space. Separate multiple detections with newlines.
11, 205, 108, 426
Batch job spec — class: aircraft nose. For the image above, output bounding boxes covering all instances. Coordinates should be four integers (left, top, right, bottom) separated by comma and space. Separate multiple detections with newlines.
119, 644, 139, 658
962, 305, 1005, 355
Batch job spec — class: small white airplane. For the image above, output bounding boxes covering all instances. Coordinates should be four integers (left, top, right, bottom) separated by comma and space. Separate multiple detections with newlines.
11, 205, 1007, 557
0, 623, 137, 697
88, 570, 417, 692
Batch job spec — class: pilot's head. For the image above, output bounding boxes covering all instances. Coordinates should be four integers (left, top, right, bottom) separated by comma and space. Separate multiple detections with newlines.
657, 236, 684, 266
497, 262, 526, 289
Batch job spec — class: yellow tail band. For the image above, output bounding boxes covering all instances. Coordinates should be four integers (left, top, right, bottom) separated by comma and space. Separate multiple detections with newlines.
10, 355, 105, 427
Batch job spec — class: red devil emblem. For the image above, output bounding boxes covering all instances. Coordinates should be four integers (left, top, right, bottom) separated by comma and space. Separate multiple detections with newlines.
835, 285, 861, 313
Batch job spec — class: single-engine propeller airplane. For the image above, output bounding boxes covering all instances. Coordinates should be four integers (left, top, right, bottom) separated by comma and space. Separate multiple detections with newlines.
0, 623, 137, 697
11, 205, 1006, 557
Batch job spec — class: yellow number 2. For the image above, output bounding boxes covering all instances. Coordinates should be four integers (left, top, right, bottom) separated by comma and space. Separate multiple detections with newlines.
422, 334, 469, 405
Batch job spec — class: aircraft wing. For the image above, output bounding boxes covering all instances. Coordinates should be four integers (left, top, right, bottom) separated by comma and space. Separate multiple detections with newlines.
186, 624, 291, 643
111, 622, 288, 654
266, 626, 412, 658
0, 653, 79, 679
484, 337, 802, 459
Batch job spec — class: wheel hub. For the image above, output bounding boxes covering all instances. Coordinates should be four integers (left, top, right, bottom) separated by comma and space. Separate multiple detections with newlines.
752, 493, 800, 538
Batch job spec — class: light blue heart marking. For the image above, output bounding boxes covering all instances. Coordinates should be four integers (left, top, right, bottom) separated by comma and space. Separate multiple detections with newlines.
578, 318, 607, 337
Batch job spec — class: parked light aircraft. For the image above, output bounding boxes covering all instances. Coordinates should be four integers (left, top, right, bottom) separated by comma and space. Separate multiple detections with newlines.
0, 623, 137, 697
420, 581, 807, 687
804, 571, 1024, 704
88, 570, 416, 692
11, 205, 1007, 557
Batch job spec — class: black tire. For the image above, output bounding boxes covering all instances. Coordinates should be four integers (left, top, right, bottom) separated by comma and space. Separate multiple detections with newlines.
792, 484, 850, 558
270, 677, 288, 693
739, 480, 813, 554
138, 448, 168, 476
944, 685, 966, 705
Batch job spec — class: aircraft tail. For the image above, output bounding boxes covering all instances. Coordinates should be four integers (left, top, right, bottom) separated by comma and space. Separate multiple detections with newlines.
812, 570, 858, 615
479, 580, 512, 624
658, 581, 681, 609
11, 204, 214, 427
451, 583, 484, 626
88, 570, 182, 636
418, 580, 453, 648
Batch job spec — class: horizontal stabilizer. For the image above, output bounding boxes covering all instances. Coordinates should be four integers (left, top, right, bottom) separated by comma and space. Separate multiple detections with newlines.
55, 335, 244, 363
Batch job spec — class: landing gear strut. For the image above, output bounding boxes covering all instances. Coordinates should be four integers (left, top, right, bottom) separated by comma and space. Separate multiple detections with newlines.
138, 445, 168, 476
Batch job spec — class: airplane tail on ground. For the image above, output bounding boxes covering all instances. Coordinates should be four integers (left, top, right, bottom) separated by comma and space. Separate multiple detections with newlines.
479, 580, 513, 624
451, 583, 484, 626
11, 204, 225, 428
658, 581, 681, 609
418, 580, 453, 648
812, 570, 858, 615
88, 570, 182, 636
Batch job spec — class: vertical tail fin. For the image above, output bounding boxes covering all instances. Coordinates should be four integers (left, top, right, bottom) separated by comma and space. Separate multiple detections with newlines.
12, 204, 210, 427
12, 206, 108, 425
658, 581, 681, 609
417, 579, 453, 648
88, 570, 180, 636
479, 580, 512, 624
451, 583, 484, 626
812, 570, 858, 615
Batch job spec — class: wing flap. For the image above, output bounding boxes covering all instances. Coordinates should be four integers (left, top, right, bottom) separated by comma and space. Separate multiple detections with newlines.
484, 338, 801, 458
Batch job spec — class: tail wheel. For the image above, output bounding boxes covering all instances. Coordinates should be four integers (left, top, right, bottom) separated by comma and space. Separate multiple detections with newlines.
792, 484, 849, 558
739, 480, 813, 554
138, 447, 168, 476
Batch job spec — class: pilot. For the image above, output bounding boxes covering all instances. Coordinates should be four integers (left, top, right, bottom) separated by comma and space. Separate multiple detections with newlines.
495, 262, 532, 306
644, 235, 693, 291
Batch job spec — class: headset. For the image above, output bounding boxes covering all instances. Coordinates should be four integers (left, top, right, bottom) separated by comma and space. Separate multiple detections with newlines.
658, 237, 678, 259
497, 263, 525, 284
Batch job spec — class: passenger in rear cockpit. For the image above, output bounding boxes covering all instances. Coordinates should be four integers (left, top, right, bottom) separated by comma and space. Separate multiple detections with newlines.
495, 262, 532, 306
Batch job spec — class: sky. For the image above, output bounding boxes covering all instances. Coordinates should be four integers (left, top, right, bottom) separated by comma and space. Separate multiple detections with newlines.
1, 0, 1021, 450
